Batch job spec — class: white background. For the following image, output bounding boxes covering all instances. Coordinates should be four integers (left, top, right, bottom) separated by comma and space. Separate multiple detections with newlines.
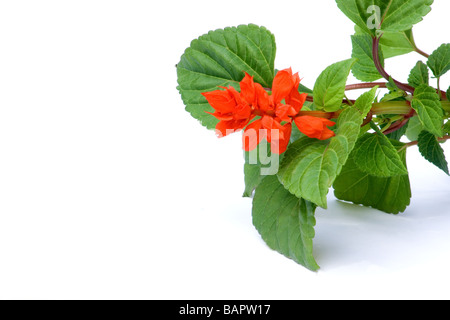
0, 0, 449, 300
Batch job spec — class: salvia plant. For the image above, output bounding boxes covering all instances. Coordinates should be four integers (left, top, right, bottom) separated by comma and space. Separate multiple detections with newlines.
176, 0, 450, 271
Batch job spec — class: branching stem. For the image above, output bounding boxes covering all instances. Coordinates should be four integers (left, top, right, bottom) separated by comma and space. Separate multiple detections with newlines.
372, 36, 415, 94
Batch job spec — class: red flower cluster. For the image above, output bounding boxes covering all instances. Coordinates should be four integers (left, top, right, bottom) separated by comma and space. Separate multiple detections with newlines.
202, 68, 336, 154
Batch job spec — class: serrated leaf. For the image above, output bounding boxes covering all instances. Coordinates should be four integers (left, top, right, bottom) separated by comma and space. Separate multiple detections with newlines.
408, 61, 429, 88
381, 29, 416, 59
386, 77, 400, 92
386, 123, 408, 141
354, 86, 380, 115
313, 58, 357, 112
411, 84, 444, 137
351, 34, 384, 81
380, 77, 406, 102
278, 88, 377, 208
336, 0, 434, 36
355, 26, 416, 59
417, 131, 449, 175
277, 138, 333, 209
177, 24, 276, 129
352, 132, 408, 177
334, 139, 411, 214
380, 91, 405, 103
252, 175, 319, 271
427, 43, 450, 78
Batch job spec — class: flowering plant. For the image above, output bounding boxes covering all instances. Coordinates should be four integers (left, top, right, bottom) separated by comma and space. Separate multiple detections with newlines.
176, 0, 450, 271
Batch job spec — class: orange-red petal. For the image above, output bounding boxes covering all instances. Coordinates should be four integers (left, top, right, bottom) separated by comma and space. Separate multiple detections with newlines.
294, 116, 336, 140
262, 115, 288, 141
271, 68, 295, 105
215, 120, 235, 138
260, 116, 291, 153
242, 117, 292, 154
205, 111, 233, 121
275, 103, 297, 123
216, 118, 250, 138
240, 73, 256, 106
270, 123, 292, 154
286, 91, 308, 113
254, 83, 271, 113
243, 119, 266, 151
202, 88, 237, 114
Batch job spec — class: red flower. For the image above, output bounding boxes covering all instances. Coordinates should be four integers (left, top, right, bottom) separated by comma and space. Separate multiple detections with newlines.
202, 68, 336, 154
241, 68, 306, 154
202, 86, 253, 137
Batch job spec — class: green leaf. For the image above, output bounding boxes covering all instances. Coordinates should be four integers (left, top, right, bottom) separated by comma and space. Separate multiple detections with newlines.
313, 58, 357, 112
443, 121, 450, 135
386, 77, 401, 92
380, 77, 407, 102
243, 164, 265, 198
352, 132, 408, 177
290, 122, 306, 143
355, 26, 416, 59
277, 138, 332, 209
381, 30, 416, 59
408, 61, 429, 88
177, 24, 276, 129
405, 115, 424, 141
447, 86, 450, 102
243, 142, 280, 197
427, 43, 450, 78
380, 90, 405, 102
334, 139, 411, 214
298, 83, 313, 94
336, 0, 434, 36
417, 131, 449, 175
354, 86, 380, 115
386, 123, 408, 141
278, 88, 377, 208
411, 84, 444, 137
351, 34, 384, 81
252, 175, 319, 271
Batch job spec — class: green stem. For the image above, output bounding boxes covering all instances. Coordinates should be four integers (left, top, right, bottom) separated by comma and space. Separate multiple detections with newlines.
437, 78, 443, 100
370, 121, 383, 134
371, 101, 412, 115
415, 47, 430, 58
344, 94, 354, 106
